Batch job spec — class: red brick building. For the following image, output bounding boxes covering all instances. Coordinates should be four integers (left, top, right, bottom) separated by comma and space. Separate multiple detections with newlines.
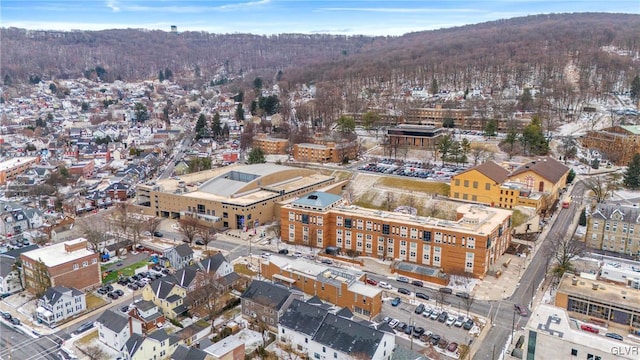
21, 238, 101, 292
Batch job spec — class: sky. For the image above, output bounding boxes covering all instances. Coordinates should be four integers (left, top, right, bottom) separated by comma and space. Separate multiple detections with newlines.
1, 0, 638, 36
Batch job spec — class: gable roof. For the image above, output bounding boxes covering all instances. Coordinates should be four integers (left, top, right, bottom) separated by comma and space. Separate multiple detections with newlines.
279, 299, 329, 336
171, 345, 209, 360
149, 279, 178, 300
97, 309, 129, 333
197, 253, 228, 273
335, 307, 354, 319
292, 192, 343, 208
42, 286, 82, 305
592, 204, 640, 223
0, 254, 16, 277
509, 156, 569, 184
148, 328, 179, 345
240, 280, 293, 310
313, 313, 384, 359
174, 244, 194, 258
456, 161, 509, 184
124, 333, 144, 357
171, 267, 198, 288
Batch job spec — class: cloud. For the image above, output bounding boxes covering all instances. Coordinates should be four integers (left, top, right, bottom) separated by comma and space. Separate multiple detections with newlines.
106, 0, 120, 12
117, 0, 271, 14
318, 7, 480, 14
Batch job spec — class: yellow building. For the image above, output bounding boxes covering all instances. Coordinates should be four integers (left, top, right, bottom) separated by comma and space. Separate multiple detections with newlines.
450, 157, 569, 213
0, 156, 39, 185
136, 164, 340, 230
142, 279, 187, 320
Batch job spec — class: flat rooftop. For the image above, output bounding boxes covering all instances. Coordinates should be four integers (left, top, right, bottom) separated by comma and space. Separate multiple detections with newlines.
0, 157, 37, 172
558, 274, 640, 312
21, 238, 95, 267
308, 202, 511, 236
527, 304, 639, 356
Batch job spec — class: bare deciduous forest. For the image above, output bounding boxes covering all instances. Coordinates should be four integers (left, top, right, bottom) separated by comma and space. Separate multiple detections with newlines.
2, 13, 639, 97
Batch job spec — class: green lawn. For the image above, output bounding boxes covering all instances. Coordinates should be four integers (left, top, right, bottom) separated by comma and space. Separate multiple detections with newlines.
103, 259, 151, 284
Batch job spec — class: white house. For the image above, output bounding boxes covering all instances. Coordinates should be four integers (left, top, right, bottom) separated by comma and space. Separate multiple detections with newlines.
97, 309, 131, 351
36, 286, 86, 327
0, 254, 22, 296
122, 329, 180, 360
279, 299, 396, 360
163, 244, 193, 270
0, 202, 45, 237
196, 253, 233, 278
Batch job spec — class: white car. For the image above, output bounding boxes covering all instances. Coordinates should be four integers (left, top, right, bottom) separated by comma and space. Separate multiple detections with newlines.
388, 319, 399, 328
446, 316, 456, 326
378, 281, 392, 289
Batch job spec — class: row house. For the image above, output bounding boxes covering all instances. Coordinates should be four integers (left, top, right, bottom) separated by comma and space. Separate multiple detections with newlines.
585, 204, 640, 258
0, 202, 45, 237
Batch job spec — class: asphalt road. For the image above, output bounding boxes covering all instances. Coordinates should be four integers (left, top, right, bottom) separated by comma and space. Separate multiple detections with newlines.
0, 322, 62, 360
473, 181, 585, 360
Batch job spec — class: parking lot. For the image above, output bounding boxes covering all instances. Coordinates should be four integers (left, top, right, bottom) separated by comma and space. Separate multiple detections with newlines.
379, 298, 479, 358
358, 158, 466, 181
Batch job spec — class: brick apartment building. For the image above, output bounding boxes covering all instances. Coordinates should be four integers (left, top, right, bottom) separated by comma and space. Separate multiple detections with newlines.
253, 133, 289, 155
69, 160, 95, 179
280, 192, 512, 278
293, 141, 358, 163
21, 238, 101, 292
0, 156, 39, 185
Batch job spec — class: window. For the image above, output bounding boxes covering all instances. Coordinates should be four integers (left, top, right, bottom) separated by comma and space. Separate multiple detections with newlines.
314, 353, 320, 359
382, 224, 390, 235
344, 218, 352, 228
473, 181, 478, 189
463, 180, 469, 187
82, 261, 88, 267
73, 264, 79, 270
301, 214, 309, 224
92, 258, 97, 264
455, 179, 460, 186
305, 338, 308, 343
423, 231, 432, 242
485, 183, 491, 190
570, 349, 577, 356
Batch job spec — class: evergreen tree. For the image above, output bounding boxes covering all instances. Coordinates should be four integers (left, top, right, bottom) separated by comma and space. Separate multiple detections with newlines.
235, 104, 245, 121
631, 75, 640, 100
430, 78, 438, 95
437, 134, 454, 166
211, 112, 222, 139
247, 148, 266, 164
579, 209, 587, 226
164, 68, 173, 80
253, 77, 263, 92
623, 153, 640, 189
195, 113, 207, 140
159, 70, 165, 82
567, 169, 576, 184
134, 102, 148, 122
484, 119, 497, 136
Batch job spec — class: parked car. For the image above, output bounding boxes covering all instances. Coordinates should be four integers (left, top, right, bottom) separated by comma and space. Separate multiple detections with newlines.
391, 297, 402, 307
422, 307, 433, 317
439, 287, 453, 294
580, 324, 599, 334
413, 327, 425, 338
195, 239, 207, 245
398, 288, 411, 295
97, 288, 108, 295
446, 315, 456, 326
1, 311, 11, 320
114, 289, 124, 296
120, 306, 129, 313
430, 334, 441, 346
430, 310, 441, 320
447, 342, 459, 353
415, 304, 425, 314
153, 231, 163, 237
396, 322, 407, 332
437, 339, 448, 349
411, 280, 423, 287
463, 319, 474, 330
605, 333, 623, 341
416, 292, 429, 300
454, 316, 466, 327
10, 317, 20, 325
366, 278, 378, 286
396, 276, 409, 283
320, 258, 333, 264
128, 283, 139, 290
74, 322, 94, 334
455, 291, 470, 299
378, 281, 392, 289
437, 312, 448, 323
388, 319, 399, 328
107, 292, 119, 300
514, 304, 529, 317
278, 249, 289, 254
404, 325, 414, 335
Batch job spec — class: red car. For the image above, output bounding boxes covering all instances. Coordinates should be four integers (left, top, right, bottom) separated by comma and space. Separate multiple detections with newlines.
366, 278, 378, 286
580, 324, 599, 334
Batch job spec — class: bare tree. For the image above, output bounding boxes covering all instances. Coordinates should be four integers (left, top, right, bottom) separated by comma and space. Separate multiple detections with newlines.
384, 192, 395, 211
546, 235, 586, 283
187, 271, 222, 319
583, 176, 618, 203
469, 143, 494, 166
32, 258, 52, 298
84, 345, 108, 360
435, 291, 448, 309
198, 227, 217, 252
77, 218, 108, 253
145, 217, 163, 235
177, 217, 202, 244
461, 294, 475, 316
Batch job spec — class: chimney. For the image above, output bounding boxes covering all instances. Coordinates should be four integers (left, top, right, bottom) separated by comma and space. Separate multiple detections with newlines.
571, 277, 578, 286
592, 283, 598, 291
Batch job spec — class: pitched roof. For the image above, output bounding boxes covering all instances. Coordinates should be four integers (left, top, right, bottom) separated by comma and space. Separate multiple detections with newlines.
312, 313, 384, 359
0, 254, 16, 277
279, 299, 328, 336
592, 204, 640, 223
171, 267, 198, 288
198, 253, 227, 273
174, 244, 194, 258
97, 309, 129, 333
509, 156, 569, 184
292, 192, 343, 208
456, 161, 510, 184
240, 280, 293, 310
149, 279, 178, 300
170, 345, 208, 360
148, 328, 179, 345
124, 333, 144, 357
335, 307, 354, 319
42, 286, 82, 305
134, 300, 156, 312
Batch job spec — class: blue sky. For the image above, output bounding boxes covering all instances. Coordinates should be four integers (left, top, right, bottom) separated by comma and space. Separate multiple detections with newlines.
1, 1, 638, 36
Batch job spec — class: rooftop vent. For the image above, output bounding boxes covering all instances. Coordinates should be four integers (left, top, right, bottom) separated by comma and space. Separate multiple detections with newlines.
571, 277, 578, 286
308, 195, 318, 200
592, 283, 598, 291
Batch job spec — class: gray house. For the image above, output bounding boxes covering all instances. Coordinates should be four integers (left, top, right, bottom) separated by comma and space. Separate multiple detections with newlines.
163, 244, 194, 270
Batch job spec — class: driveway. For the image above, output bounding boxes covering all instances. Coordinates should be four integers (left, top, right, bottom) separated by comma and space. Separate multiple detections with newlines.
101, 251, 151, 274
